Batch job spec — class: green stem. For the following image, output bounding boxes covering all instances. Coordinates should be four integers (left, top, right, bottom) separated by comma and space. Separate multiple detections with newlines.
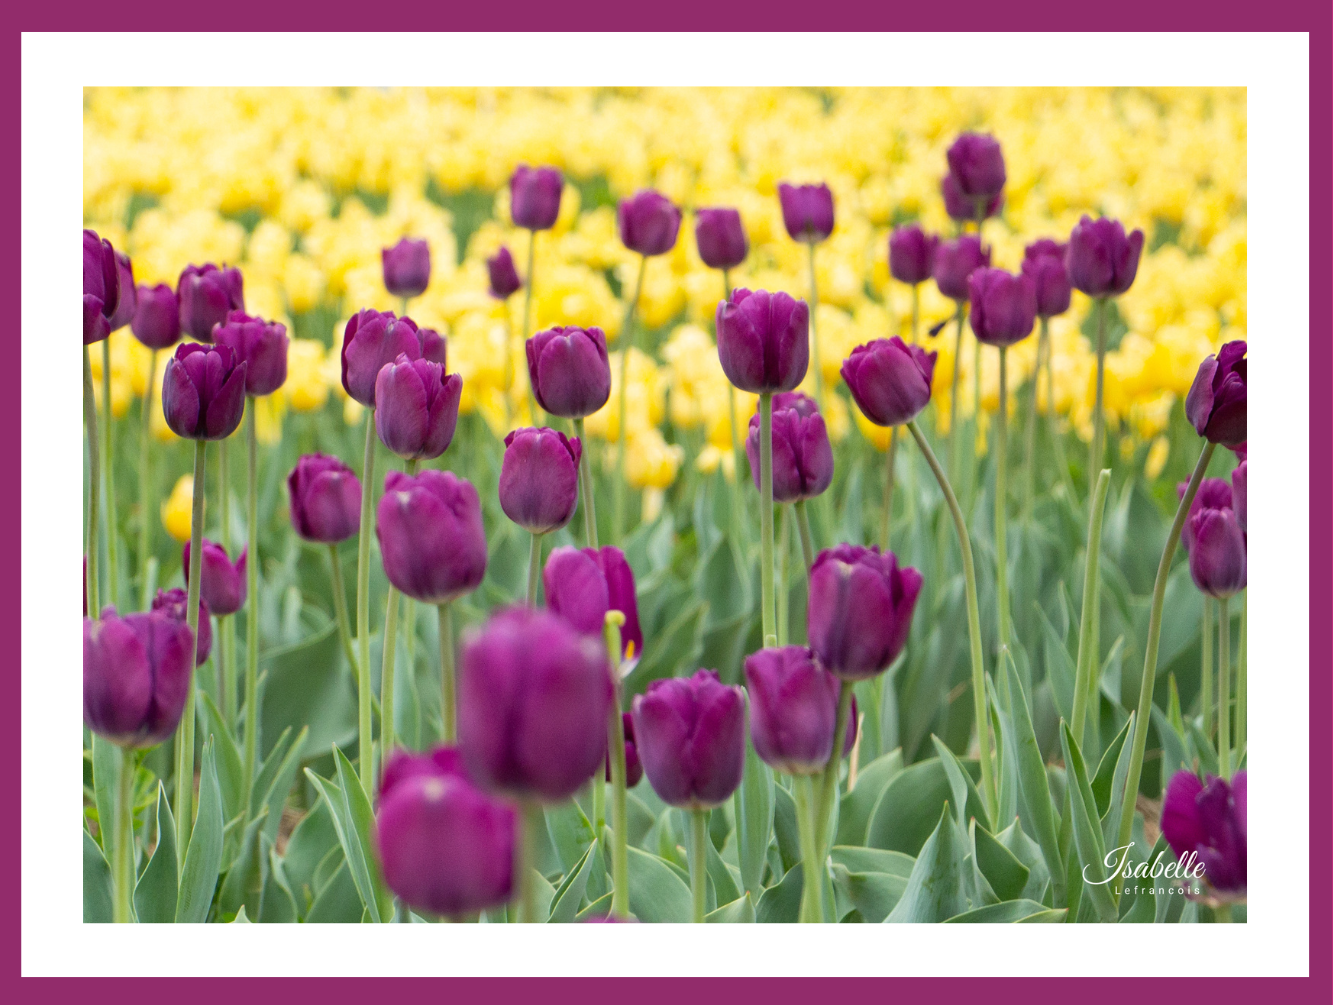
102, 338, 119, 609
794, 499, 815, 575
138, 349, 158, 609
795, 776, 821, 923
219, 614, 235, 730
113, 745, 134, 923
777, 505, 790, 646
614, 255, 648, 544
175, 438, 207, 863
1236, 595, 1247, 762
328, 545, 360, 695
522, 229, 537, 422
1091, 297, 1108, 489
689, 809, 709, 924
573, 416, 597, 549
380, 586, 401, 765
883, 428, 898, 549
592, 753, 606, 837
1201, 597, 1214, 739
948, 302, 965, 491
995, 346, 1011, 650
1022, 321, 1045, 518
813, 682, 853, 857
601, 611, 629, 916
517, 802, 541, 922
438, 602, 455, 743
1045, 320, 1077, 503
356, 411, 377, 797
807, 242, 823, 411
1117, 441, 1217, 848
402, 597, 417, 707
1217, 596, 1231, 781
722, 270, 744, 490
242, 403, 259, 810
759, 392, 776, 646
526, 531, 543, 606
502, 299, 514, 432
910, 284, 920, 342
84, 346, 101, 616
1071, 469, 1111, 746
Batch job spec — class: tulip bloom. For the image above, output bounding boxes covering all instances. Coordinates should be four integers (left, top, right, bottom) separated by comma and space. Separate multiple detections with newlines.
932, 235, 991, 301
377, 470, 487, 605
945, 132, 1006, 202
182, 539, 246, 616
1161, 770, 1246, 898
777, 182, 834, 243
498, 427, 581, 535
542, 545, 643, 660
108, 253, 137, 332
487, 246, 521, 300
130, 283, 182, 350
744, 392, 833, 503
382, 237, 431, 300
151, 588, 212, 667
510, 164, 563, 231
1185, 341, 1247, 447
374, 355, 462, 462
605, 712, 643, 787
160, 342, 248, 440
340, 309, 430, 408
888, 225, 939, 287
288, 453, 362, 544
1066, 216, 1144, 298
968, 268, 1037, 347
842, 338, 937, 428
744, 646, 854, 775
83, 229, 121, 345
1021, 240, 1072, 318
526, 326, 612, 419
1185, 505, 1247, 599
177, 263, 244, 343
84, 610, 193, 748
618, 190, 682, 257
1176, 477, 1234, 550
807, 545, 922, 680
212, 311, 289, 397
632, 669, 745, 809
694, 208, 748, 271
715, 288, 810, 394
1232, 461, 1247, 534
942, 174, 1002, 223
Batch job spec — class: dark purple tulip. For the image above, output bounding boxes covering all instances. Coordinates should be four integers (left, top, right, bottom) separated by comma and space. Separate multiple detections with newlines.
151, 588, 212, 666
932, 235, 991, 301
1186, 506, 1247, 599
744, 392, 833, 503
694, 208, 748, 271
605, 712, 643, 787
745, 645, 849, 775
160, 342, 248, 441
487, 246, 521, 300
340, 309, 423, 408
618, 190, 682, 257
374, 355, 462, 461
108, 253, 137, 331
942, 174, 1003, 223
458, 606, 613, 802
841, 338, 937, 428
1176, 477, 1233, 551
1232, 461, 1246, 535
510, 164, 564, 231
543, 545, 643, 661
945, 132, 1007, 201
1185, 341, 1247, 447
1021, 240, 1073, 318
1231, 442, 1247, 462
83, 229, 120, 344
182, 539, 246, 616
596, 546, 644, 662
377, 470, 487, 605
84, 609, 193, 748
968, 268, 1037, 347
715, 288, 810, 394
375, 746, 515, 916
1066, 216, 1144, 298
212, 310, 289, 397
888, 225, 939, 286
177, 263, 244, 343
498, 427, 581, 535
131, 283, 182, 350
288, 453, 362, 544
777, 182, 834, 243
419, 327, 448, 368
382, 237, 431, 300
807, 544, 922, 680
632, 669, 745, 810
1161, 770, 1246, 897
526, 326, 612, 419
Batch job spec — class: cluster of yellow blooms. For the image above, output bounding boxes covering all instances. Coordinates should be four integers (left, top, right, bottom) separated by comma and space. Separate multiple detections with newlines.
86, 86, 1245, 506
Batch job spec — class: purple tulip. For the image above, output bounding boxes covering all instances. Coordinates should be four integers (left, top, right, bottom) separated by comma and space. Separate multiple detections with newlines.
487, 246, 521, 300
83, 229, 121, 345
130, 283, 182, 350
375, 746, 515, 917
151, 588, 212, 667
374, 355, 462, 461
932, 235, 991, 302
1186, 505, 1247, 599
618, 190, 682, 257
376, 470, 487, 605
182, 539, 246, 616
1185, 341, 1247, 447
542, 545, 643, 661
526, 326, 612, 419
160, 342, 248, 441
288, 453, 362, 544
1176, 477, 1234, 550
777, 182, 834, 243
1066, 216, 1144, 298
605, 712, 643, 787
807, 544, 922, 680
596, 546, 644, 662
1232, 461, 1246, 535
942, 174, 1003, 223
968, 268, 1037, 347
1021, 240, 1072, 318
498, 427, 581, 535
1161, 770, 1246, 897
715, 288, 810, 394
340, 309, 424, 408
744, 392, 833, 503
108, 252, 137, 332
212, 310, 289, 397
841, 338, 937, 428
382, 237, 431, 300
177, 263, 244, 343
694, 208, 749, 271
945, 132, 1007, 201
510, 164, 563, 231
744, 645, 855, 775
84, 609, 193, 748
458, 606, 613, 802
888, 225, 939, 286
632, 669, 745, 810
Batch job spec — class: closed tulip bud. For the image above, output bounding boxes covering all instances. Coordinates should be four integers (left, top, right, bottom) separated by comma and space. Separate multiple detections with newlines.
182, 539, 246, 616
945, 132, 1007, 201
715, 288, 810, 394
382, 237, 431, 299
212, 310, 289, 397
458, 607, 613, 801
131, 283, 182, 350
1186, 506, 1247, 599
543, 545, 643, 661
161, 342, 248, 440
340, 309, 423, 408
808, 544, 922, 680
1176, 477, 1233, 551
84, 609, 193, 748
498, 427, 581, 534
968, 268, 1037, 347
777, 182, 834, 243
841, 338, 937, 428
744, 392, 833, 503
744, 646, 855, 775
374, 354, 462, 461
632, 670, 745, 809
108, 252, 137, 331
694, 208, 748, 271
605, 712, 643, 786
486, 246, 521, 300
888, 225, 939, 286
618, 190, 682, 257
83, 229, 120, 344
510, 164, 563, 231
151, 587, 213, 666
942, 173, 1003, 223
288, 453, 362, 544
1066, 215, 1144, 297
1161, 770, 1246, 897
1185, 341, 1247, 446
375, 746, 515, 917
177, 263, 244, 343
377, 470, 487, 605
932, 236, 991, 302
1232, 461, 1246, 534
526, 325, 612, 418
1021, 240, 1072, 318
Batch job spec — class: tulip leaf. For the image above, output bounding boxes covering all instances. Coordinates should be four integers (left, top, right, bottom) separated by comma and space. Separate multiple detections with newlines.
1000, 657, 1064, 905
91, 734, 119, 862
134, 782, 177, 923
771, 782, 802, 873
705, 827, 741, 906
1151, 706, 1191, 792
733, 742, 775, 899
574, 891, 614, 922
756, 863, 804, 923
176, 737, 224, 923
866, 757, 981, 857
1090, 714, 1134, 818
625, 847, 692, 923
944, 899, 1058, 923
258, 834, 298, 923
831, 865, 908, 923
547, 841, 596, 923
1017, 907, 1071, 923
332, 746, 393, 922
706, 892, 756, 924
1059, 722, 1119, 923
1095, 713, 1136, 850
544, 799, 596, 875
970, 818, 1031, 904
305, 858, 364, 923
82, 829, 113, 923
829, 846, 915, 878
217, 806, 269, 920
198, 690, 245, 823
1036, 603, 1078, 725
931, 735, 988, 833
836, 749, 903, 846
884, 804, 970, 923
281, 795, 338, 915
625, 599, 706, 696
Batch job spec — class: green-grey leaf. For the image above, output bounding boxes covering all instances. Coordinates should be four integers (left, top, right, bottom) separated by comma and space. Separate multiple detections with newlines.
83, 829, 113, 923
134, 782, 177, 923
176, 737, 224, 923
626, 847, 692, 923
885, 804, 970, 923
830, 846, 915, 878
217, 806, 269, 919
705, 892, 756, 923
1059, 722, 1119, 923
971, 819, 1031, 903
836, 748, 903, 846
831, 865, 908, 923
1001, 658, 1064, 904
944, 899, 1058, 923
332, 746, 393, 921
756, 863, 804, 923
772, 782, 801, 873
547, 842, 596, 924
733, 741, 775, 899
198, 690, 245, 822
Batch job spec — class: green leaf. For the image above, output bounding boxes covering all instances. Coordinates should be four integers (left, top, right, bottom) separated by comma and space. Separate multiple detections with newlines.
885, 804, 970, 923
91, 734, 119, 860
831, 865, 907, 923
305, 858, 363, 923
258, 834, 298, 923
1151, 706, 1191, 794
332, 747, 393, 920
198, 690, 245, 822
1000, 658, 1064, 905
756, 863, 804, 923
971, 819, 1031, 904
547, 842, 596, 924
771, 782, 801, 873
944, 899, 1057, 923
282, 795, 338, 914
253, 726, 308, 847
733, 744, 774, 899
931, 735, 988, 833
625, 600, 706, 695
1017, 908, 1070, 923
705, 828, 741, 906
544, 799, 596, 874
866, 757, 982, 857
83, 828, 113, 923
830, 846, 915, 878
217, 806, 269, 919
134, 782, 177, 923
1059, 722, 1119, 923
1090, 715, 1134, 817
1097, 713, 1136, 851
835, 749, 902, 846
176, 737, 224, 923
574, 891, 614, 922
1036, 602, 1077, 725
626, 847, 691, 922
705, 892, 756, 923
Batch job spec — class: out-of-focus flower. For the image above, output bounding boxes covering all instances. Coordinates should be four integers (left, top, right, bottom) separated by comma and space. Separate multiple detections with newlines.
605, 712, 643, 787
933, 235, 991, 302
842, 337, 937, 428
1185, 341, 1247, 446
1021, 240, 1072, 319
288, 453, 361, 544
340, 309, 423, 408
182, 539, 246, 617
84, 229, 120, 345
160, 342, 248, 440
543, 545, 642, 661
744, 645, 854, 776
807, 544, 922, 680
1232, 461, 1246, 534
130, 283, 181, 350
1067, 216, 1144, 297
777, 182, 834, 243
151, 587, 212, 667
84, 609, 192, 748
945, 132, 1006, 201
526, 325, 612, 419
716, 288, 809, 394
1185, 504, 1247, 599
618, 190, 682, 257
744, 391, 833, 503
374, 355, 462, 461
888, 225, 939, 286
1161, 770, 1246, 899
499, 427, 581, 535
968, 268, 1037, 347
376, 470, 487, 605
942, 174, 1002, 223
694, 208, 748, 271
1176, 477, 1233, 551
626, 427, 685, 491
382, 237, 431, 299
632, 669, 745, 809
510, 164, 563, 231
108, 252, 137, 331
212, 310, 289, 397
486, 246, 521, 300
283, 339, 332, 412
162, 475, 194, 543
177, 263, 244, 342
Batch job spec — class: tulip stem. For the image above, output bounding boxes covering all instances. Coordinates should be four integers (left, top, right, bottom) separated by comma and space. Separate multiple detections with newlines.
1090, 297, 1108, 491
522, 229, 538, 422
502, 299, 514, 432
573, 417, 597, 548
910, 283, 920, 343
526, 531, 543, 606
947, 302, 965, 492
806, 243, 823, 411
138, 349, 158, 609
1071, 469, 1112, 747
356, 412, 377, 796
1200, 597, 1214, 739
220, 615, 236, 730
777, 505, 790, 646
794, 499, 815, 575
102, 338, 119, 609
328, 544, 361, 696
175, 438, 207, 864
758, 392, 776, 646
813, 681, 853, 860
84, 346, 102, 616
995, 347, 1012, 656
437, 602, 455, 743
603, 612, 630, 917
1217, 596, 1231, 782
1117, 441, 1217, 849
907, 419, 997, 825
1236, 595, 1247, 764
688, 808, 709, 924
794, 776, 822, 923
242, 403, 259, 813
883, 429, 898, 549
380, 586, 401, 765
516, 802, 542, 922
1022, 320, 1046, 518
614, 254, 648, 545
113, 745, 134, 923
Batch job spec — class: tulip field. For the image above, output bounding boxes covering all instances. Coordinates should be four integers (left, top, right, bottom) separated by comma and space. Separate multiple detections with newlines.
83, 86, 1247, 927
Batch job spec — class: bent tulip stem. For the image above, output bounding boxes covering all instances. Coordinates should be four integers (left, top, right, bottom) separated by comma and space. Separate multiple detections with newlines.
526, 531, 543, 606
689, 808, 709, 924
1201, 597, 1214, 739
807, 242, 823, 411
759, 393, 776, 646
794, 499, 815, 575
603, 613, 630, 917
113, 745, 134, 923
1217, 597, 1231, 781
242, 404, 259, 812
356, 412, 377, 796
1071, 469, 1111, 747
138, 350, 159, 609
614, 254, 648, 544
175, 438, 207, 862
102, 338, 119, 608
438, 602, 456, 743
84, 346, 102, 616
